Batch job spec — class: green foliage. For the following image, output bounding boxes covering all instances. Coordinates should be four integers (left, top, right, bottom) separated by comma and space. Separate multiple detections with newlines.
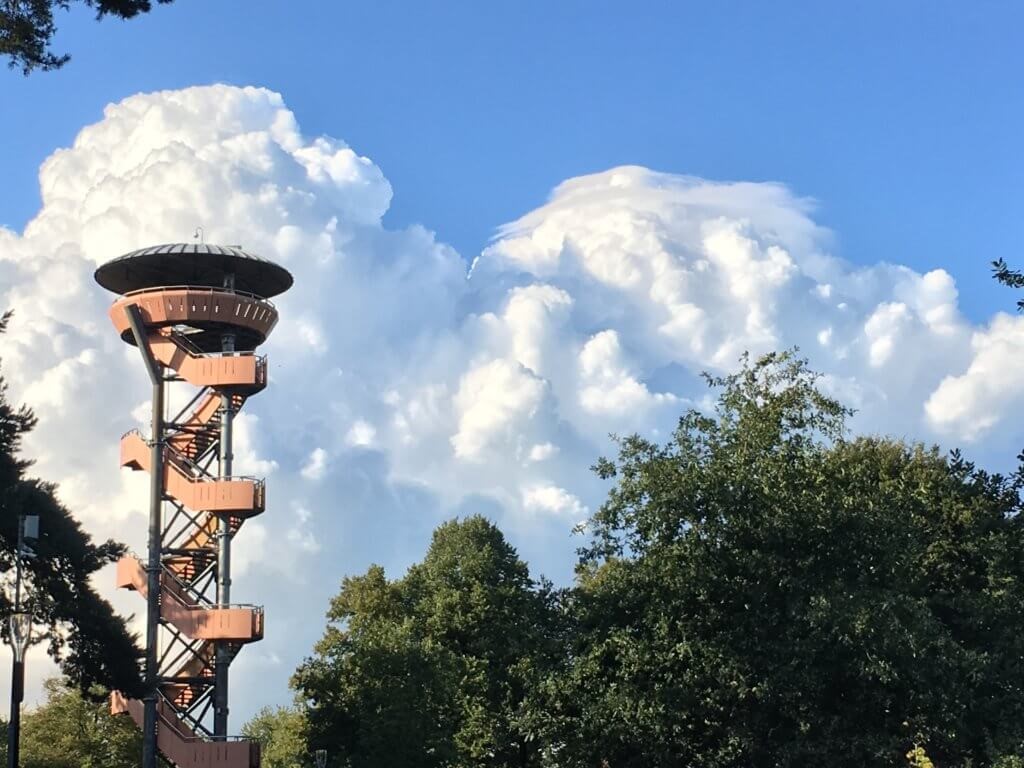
18, 678, 142, 768
541, 351, 1024, 766
993, 258, 1024, 312
286, 351, 1024, 765
292, 516, 563, 768
242, 706, 309, 768
1, 0, 174, 74
0, 311, 143, 696
906, 746, 934, 768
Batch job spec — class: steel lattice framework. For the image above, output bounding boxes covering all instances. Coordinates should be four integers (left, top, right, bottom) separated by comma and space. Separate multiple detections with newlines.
95, 244, 293, 768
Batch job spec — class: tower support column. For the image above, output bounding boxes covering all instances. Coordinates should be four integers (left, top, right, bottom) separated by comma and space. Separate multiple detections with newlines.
214, 275, 236, 739
143, 377, 164, 768
213, 388, 233, 737
126, 303, 164, 768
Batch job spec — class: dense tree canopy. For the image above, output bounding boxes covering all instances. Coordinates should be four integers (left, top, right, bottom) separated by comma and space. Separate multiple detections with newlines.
1, 0, 174, 73
0, 311, 143, 696
0, 678, 170, 767
280, 351, 1024, 766
242, 706, 309, 768
17, 678, 143, 768
542, 352, 1024, 766
292, 516, 563, 768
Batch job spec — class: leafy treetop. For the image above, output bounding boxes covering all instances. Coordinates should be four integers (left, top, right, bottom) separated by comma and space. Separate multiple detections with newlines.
545, 350, 1024, 766
292, 516, 563, 768
1, 0, 174, 74
0, 311, 143, 696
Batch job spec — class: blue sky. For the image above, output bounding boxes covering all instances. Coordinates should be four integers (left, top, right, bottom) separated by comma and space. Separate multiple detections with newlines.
2, 1, 1022, 321
3, 0, 1024, 722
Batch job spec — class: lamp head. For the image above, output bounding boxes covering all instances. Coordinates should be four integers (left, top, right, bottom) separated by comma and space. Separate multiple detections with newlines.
9, 612, 31, 662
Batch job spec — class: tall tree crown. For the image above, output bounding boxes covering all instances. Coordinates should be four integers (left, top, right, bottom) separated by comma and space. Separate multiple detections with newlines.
0, 311, 142, 696
1, 0, 174, 74
555, 351, 1024, 766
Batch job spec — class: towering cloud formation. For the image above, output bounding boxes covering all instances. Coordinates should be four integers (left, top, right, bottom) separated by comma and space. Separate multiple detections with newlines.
0, 85, 1019, 719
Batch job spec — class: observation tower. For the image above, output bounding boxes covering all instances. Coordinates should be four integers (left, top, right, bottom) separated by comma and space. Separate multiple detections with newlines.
95, 243, 292, 768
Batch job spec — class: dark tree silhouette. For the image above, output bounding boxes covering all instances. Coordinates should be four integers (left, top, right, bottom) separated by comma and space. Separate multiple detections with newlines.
993, 258, 1024, 312
543, 352, 1024, 766
0, 311, 143, 696
1, 0, 174, 74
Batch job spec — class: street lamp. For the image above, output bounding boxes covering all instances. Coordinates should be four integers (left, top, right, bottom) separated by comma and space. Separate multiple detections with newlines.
314, 749, 328, 768
5, 612, 31, 768
7, 513, 37, 768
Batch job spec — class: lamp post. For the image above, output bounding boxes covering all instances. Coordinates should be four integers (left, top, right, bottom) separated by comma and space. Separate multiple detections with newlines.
7, 513, 37, 768
6, 612, 30, 767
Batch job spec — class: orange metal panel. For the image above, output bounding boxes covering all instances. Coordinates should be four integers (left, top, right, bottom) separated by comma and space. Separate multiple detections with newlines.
120, 432, 264, 517
146, 337, 264, 391
116, 557, 263, 642
111, 694, 260, 768
109, 288, 279, 341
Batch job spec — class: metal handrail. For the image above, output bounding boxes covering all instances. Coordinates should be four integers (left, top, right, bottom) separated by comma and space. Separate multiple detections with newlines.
165, 594, 265, 615
160, 562, 263, 613
168, 386, 211, 427
121, 553, 263, 614
118, 284, 277, 309
169, 331, 267, 362
154, 693, 257, 744
167, 329, 205, 356
121, 429, 265, 483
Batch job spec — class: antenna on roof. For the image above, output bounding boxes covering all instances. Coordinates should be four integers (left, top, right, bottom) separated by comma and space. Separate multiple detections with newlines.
193, 226, 204, 244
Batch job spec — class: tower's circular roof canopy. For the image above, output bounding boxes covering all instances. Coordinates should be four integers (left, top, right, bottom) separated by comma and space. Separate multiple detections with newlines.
95, 243, 293, 298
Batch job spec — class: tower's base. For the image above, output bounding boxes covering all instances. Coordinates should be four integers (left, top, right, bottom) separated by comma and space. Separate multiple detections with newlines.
111, 693, 260, 768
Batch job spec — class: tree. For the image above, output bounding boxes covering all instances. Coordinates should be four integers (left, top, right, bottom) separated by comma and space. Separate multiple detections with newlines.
993, 258, 1024, 311
18, 678, 143, 768
0, 311, 143, 696
1, 0, 174, 74
242, 706, 309, 768
543, 351, 1024, 766
292, 516, 563, 768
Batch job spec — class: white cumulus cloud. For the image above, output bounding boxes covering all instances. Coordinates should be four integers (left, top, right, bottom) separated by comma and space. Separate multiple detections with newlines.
451, 359, 547, 461
925, 313, 1024, 441
345, 420, 376, 447
528, 442, 559, 462
301, 447, 327, 480
521, 484, 588, 519
2, 85, 1022, 722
